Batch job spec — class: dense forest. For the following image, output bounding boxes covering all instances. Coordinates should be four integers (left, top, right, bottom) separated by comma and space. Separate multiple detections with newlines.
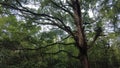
0, 0, 120, 68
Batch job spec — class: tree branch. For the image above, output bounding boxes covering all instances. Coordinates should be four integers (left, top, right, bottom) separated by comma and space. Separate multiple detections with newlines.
33, 17, 75, 38
0, 1, 75, 38
15, 35, 74, 51
44, 50, 79, 59
51, 0, 73, 17
0, 2, 62, 21
18, 42, 74, 50
88, 27, 103, 49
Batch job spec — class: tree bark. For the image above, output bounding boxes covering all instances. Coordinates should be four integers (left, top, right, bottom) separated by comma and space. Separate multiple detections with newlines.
71, 0, 90, 68
78, 48, 90, 68
80, 54, 90, 68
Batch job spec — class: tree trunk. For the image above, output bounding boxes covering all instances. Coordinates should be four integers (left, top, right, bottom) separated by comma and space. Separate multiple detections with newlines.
79, 48, 90, 68
81, 54, 90, 68
71, 0, 90, 68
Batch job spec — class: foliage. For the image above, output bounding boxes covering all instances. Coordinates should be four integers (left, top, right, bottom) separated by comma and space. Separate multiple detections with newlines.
0, 0, 120, 68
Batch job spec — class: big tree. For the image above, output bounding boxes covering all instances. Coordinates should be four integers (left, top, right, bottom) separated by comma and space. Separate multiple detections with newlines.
0, 0, 120, 68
